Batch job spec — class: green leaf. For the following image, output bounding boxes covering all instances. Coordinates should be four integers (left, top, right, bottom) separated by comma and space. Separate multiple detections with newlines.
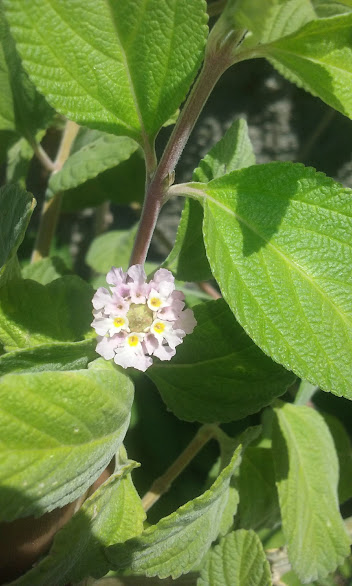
164, 119, 255, 282
164, 199, 212, 282
272, 401, 351, 582
192, 162, 352, 400
148, 299, 294, 423
48, 131, 139, 197
0, 129, 18, 164
238, 447, 279, 530
0, 5, 54, 138
15, 460, 145, 585
6, 135, 34, 186
0, 254, 21, 288
259, 13, 352, 119
22, 256, 71, 285
198, 529, 271, 586
0, 183, 35, 287
0, 339, 96, 376
193, 119, 256, 183
313, 0, 352, 17
61, 149, 145, 211
4, 0, 208, 142
0, 29, 15, 131
86, 225, 138, 275
0, 275, 93, 351
106, 446, 242, 579
233, 0, 316, 46
215, 427, 262, 537
280, 570, 305, 586
322, 413, 352, 504
0, 359, 134, 521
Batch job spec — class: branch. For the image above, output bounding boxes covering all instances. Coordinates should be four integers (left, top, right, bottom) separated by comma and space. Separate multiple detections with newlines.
31, 120, 79, 263
142, 424, 217, 512
129, 51, 231, 267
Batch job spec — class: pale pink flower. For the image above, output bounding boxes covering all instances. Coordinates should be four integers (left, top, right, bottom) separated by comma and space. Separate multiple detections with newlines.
91, 265, 196, 371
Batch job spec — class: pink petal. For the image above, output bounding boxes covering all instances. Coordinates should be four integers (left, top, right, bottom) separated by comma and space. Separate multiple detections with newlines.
153, 344, 176, 361
114, 345, 152, 371
92, 287, 112, 310
91, 315, 113, 336
129, 282, 150, 304
127, 264, 146, 285
169, 290, 185, 302
150, 268, 175, 298
105, 294, 130, 315
95, 334, 121, 360
175, 308, 197, 335
158, 298, 185, 321
143, 333, 159, 355
106, 267, 126, 286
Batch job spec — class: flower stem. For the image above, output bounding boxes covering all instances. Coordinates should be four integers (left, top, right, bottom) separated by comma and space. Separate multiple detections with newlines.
141, 424, 217, 512
129, 52, 231, 267
31, 121, 79, 263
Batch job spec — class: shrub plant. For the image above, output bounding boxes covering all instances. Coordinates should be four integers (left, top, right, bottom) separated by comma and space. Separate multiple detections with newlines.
1, 1, 352, 584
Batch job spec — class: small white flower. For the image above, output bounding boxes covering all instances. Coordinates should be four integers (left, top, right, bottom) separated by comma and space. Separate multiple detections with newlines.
91, 264, 197, 371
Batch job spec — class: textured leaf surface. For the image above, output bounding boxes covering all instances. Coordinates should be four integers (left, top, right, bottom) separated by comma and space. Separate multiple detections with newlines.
86, 225, 138, 275
148, 299, 294, 423
106, 447, 242, 579
198, 529, 271, 586
165, 119, 255, 282
22, 256, 71, 285
193, 162, 352, 400
16, 461, 145, 585
0, 275, 93, 351
238, 447, 279, 530
273, 401, 351, 582
61, 150, 145, 211
0, 5, 53, 137
233, 0, 316, 46
48, 132, 138, 196
0, 184, 34, 286
259, 13, 352, 119
0, 360, 134, 521
0, 339, 96, 376
4, 0, 208, 141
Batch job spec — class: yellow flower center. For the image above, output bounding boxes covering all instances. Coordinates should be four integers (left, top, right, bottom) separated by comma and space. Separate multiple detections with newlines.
127, 303, 153, 332
153, 322, 165, 334
128, 335, 139, 347
113, 317, 125, 328
149, 296, 162, 309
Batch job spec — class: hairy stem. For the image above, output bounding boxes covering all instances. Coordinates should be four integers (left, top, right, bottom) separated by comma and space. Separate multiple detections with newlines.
31, 121, 79, 263
129, 53, 230, 267
142, 424, 217, 512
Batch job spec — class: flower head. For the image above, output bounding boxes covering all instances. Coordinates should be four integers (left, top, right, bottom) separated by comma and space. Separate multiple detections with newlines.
91, 265, 196, 371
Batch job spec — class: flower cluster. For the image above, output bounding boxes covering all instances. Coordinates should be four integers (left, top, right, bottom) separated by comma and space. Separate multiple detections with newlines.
91, 265, 196, 371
